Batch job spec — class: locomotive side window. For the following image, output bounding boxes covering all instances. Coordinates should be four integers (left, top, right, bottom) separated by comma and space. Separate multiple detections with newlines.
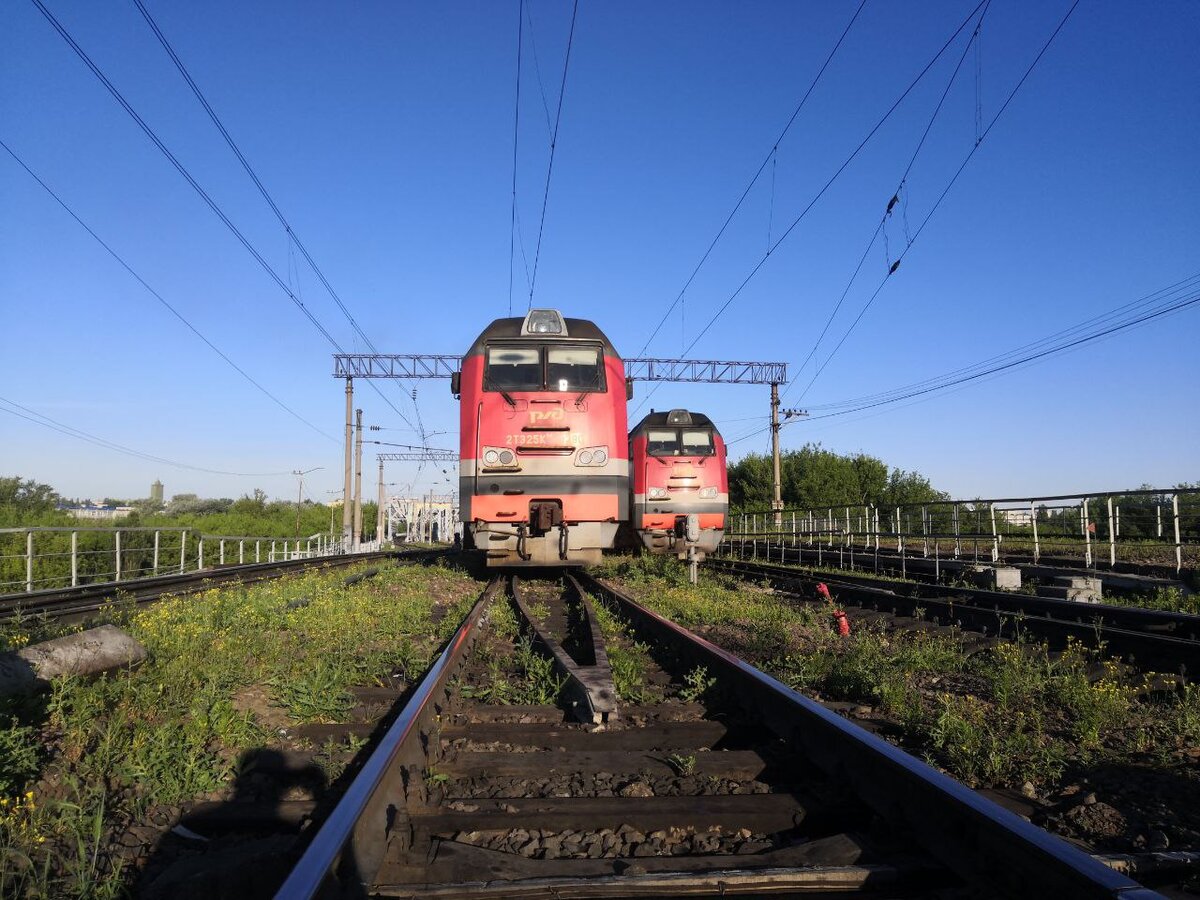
647, 429, 680, 456
547, 347, 604, 392
681, 429, 716, 455
485, 346, 542, 391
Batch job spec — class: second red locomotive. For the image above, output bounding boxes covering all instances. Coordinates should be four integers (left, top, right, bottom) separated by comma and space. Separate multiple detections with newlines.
628, 409, 728, 560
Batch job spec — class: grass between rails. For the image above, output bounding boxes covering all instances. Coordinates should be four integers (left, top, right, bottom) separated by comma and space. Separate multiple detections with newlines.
596, 555, 1200, 791
0, 560, 480, 898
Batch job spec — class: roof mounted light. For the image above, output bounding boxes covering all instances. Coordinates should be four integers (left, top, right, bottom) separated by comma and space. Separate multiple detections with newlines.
522, 309, 567, 336
666, 409, 693, 425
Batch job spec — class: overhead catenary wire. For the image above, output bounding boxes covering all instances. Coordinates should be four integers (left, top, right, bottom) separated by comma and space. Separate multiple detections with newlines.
788, 0, 1080, 405
636, 0, 870, 359
129, 0, 426, 438
630, 0, 988, 417
527, 0, 580, 310
723, 272, 1200, 445
0, 138, 337, 445
30, 0, 418, 439
0, 397, 296, 477
507, 0, 525, 316
787, 0, 990, 395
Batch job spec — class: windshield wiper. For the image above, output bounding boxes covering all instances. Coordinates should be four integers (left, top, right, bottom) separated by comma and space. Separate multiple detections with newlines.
500, 391, 517, 408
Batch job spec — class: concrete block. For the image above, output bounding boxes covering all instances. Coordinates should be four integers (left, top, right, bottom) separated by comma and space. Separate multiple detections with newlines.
970, 565, 1022, 591
1056, 575, 1102, 602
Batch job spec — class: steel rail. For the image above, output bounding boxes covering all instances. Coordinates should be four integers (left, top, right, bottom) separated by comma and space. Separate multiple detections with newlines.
573, 571, 1157, 899
714, 553, 1200, 636
0, 550, 425, 623
274, 577, 503, 900
710, 556, 1200, 675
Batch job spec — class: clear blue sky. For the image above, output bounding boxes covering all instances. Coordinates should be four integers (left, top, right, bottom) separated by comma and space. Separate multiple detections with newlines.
2, 0, 1196, 505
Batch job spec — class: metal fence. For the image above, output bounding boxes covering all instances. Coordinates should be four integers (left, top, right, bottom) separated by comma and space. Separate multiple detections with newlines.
724, 487, 1200, 575
0, 527, 350, 595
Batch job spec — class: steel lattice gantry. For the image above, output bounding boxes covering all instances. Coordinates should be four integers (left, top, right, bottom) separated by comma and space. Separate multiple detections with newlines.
334, 354, 786, 385
376, 451, 457, 463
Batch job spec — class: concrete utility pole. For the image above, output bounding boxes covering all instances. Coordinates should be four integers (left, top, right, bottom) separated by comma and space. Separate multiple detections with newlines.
342, 377, 354, 547
770, 383, 783, 527
376, 458, 386, 545
291, 467, 323, 538
353, 408, 364, 550
769, 383, 808, 528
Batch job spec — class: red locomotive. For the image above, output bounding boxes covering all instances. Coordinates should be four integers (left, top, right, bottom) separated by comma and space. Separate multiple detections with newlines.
628, 409, 728, 559
452, 309, 630, 566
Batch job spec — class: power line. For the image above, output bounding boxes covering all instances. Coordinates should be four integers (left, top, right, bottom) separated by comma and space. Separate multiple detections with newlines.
527, 0, 580, 309
31, 1, 418, 438
1, 138, 337, 445
508, 0, 524, 316
725, 273, 1200, 444
630, 0, 987, 418
0, 397, 293, 477
636, 0, 870, 358
789, 0, 1079, 404
787, 1, 989, 396
129, 0, 426, 437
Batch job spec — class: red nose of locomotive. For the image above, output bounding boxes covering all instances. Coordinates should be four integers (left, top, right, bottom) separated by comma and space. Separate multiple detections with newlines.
629, 409, 728, 559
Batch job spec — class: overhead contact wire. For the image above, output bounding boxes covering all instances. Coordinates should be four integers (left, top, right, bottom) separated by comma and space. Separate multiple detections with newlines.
527, 0, 580, 309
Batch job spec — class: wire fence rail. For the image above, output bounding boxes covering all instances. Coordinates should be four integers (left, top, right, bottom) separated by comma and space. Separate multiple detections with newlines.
0, 527, 355, 595
726, 486, 1200, 575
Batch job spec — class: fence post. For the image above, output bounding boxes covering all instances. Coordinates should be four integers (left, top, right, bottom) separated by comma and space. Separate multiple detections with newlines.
25, 530, 33, 593
153, 530, 160, 576
115, 530, 122, 582
1174, 493, 1183, 574
270, 540, 276, 562
1083, 499, 1093, 568
256, 541, 261, 563
199, 537, 205, 569
1106, 497, 1116, 568
219, 540, 225, 566
71, 530, 78, 587
1031, 501, 1040, 562
953, 503, 961, 559
239, 540, 245, 565
180, 531, 187, 574
989, 504, 999, 563
922, 505, 929, 557
1157, 504, 1163, 539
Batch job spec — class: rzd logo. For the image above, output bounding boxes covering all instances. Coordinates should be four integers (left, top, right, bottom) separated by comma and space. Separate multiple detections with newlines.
529, 408, 564, 423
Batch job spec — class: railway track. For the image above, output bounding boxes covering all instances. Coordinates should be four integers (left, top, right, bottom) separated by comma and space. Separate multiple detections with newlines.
0, 549, 434, 624
709, 555, 1200, 677
269, 570, 1157, 898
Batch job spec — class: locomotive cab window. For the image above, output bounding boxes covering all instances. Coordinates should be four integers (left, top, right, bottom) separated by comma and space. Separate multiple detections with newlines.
485, 346, 542, 391
484, 343, 606, 393
681, 429, 715, 456
647, 429, 680, 456
647, 428, 715, 456
547, 347, 604, 392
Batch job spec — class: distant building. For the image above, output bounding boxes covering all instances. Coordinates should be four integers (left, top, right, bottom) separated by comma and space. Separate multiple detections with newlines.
61, 504, 135, 521
150, 480, 163, 505
999, 509, 1033, 527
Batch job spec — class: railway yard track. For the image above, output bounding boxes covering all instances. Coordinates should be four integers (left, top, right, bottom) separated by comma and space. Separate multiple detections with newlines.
0, 549, 430, 624
263, 568, 1157, 899
709, 554, 1200, 678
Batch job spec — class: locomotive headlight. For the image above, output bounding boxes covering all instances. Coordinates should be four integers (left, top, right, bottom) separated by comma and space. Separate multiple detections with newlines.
575, 445, 608, 467
482, 447, 517, 469
699, 487, 718, 499
648, 487, 669, 500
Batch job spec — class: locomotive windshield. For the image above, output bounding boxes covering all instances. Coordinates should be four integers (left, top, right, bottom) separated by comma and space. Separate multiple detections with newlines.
485, 344, 605, 393
646, 427, 715, 456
